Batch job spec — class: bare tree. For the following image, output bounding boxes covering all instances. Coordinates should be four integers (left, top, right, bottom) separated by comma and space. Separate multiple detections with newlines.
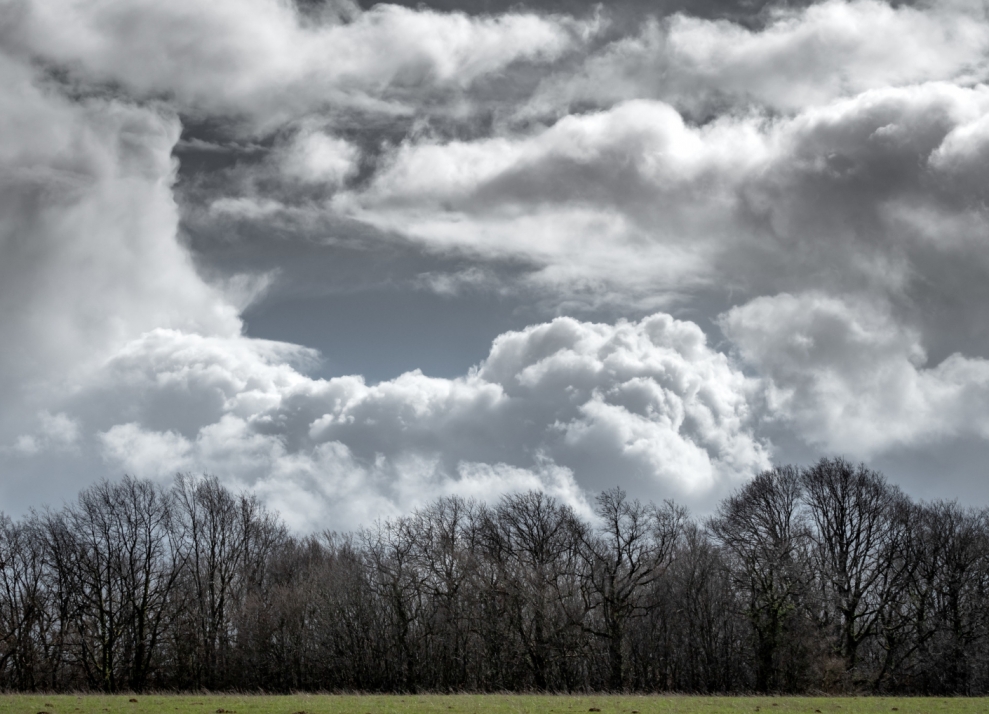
709, 466, 811, 692
172, 473, 251, 688
0, 515, 51, 689
674, 521, 746, 692
802, 458, 910, 679
45, 478, 180, 691
481, 491, 584, 690
407, 496, 483, 690
580, 488, 686, 690
0, 462, 987, 694
887, 501, 989, 693
223, 490, 287, 689
360, 516, 428, 691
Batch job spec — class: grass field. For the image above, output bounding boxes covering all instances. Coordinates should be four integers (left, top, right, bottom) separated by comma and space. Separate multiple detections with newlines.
0, 695, 987, 714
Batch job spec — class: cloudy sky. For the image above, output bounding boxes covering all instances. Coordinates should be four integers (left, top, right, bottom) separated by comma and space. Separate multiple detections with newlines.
3, 0, 989, 530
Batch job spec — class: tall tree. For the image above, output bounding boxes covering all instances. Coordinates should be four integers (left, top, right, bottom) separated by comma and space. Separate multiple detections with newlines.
580, 489, 685, 690
802, 458, 910, 678
0, 516, 50, 690
407, 496, 483, 690
172, 474, 251, 688
360, 516, 427, 691
895, 501, 989, 693
46, 478, 180, 691
709, 466, 810, 692
481, 491, 584, 690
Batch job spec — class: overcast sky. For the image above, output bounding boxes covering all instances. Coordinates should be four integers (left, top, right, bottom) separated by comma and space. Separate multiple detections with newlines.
2, 0, 989, 530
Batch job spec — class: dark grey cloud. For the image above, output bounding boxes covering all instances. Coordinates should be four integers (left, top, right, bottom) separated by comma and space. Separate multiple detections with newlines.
351, 0, 815, 26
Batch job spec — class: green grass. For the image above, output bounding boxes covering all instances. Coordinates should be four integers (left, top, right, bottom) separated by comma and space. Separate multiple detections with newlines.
1, 694, 987, 714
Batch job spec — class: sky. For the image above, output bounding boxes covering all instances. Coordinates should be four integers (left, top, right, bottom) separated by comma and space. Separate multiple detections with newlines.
2, 0, 989, 531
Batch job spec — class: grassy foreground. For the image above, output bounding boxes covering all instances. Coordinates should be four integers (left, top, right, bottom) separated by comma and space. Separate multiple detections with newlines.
0, 694, 986, 714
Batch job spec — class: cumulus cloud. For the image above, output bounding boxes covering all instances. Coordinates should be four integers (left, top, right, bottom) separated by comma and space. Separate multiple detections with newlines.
523, 0, 989, 118
327, 81, 989, 326
5, 0, 989, 525
5, 411, 81, 457
721, 292, 989, 456
279, 127, 360, 186
5, 0, 594, 128
0, 49, 242, 441
0, 43, 263, 510
77, 313, 768, 530
334, 98, 767, 300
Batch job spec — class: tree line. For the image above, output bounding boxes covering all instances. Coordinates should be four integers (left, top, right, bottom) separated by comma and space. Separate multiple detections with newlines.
0, 458, 987, 694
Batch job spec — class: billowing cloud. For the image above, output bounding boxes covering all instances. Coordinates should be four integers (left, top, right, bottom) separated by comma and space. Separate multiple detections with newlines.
721, 292, 989, 456
5, 0, 594, 127
79, 313, 768, 530
0, 49, 241, 439
279, 127, 360, 186
330, 82, 989, 319
4, 0, 989, 527
332, 98, 767, 301
523, 0, 989, 118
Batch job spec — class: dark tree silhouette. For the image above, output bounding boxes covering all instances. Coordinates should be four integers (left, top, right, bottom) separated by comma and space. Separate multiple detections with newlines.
0, 461, 986, 694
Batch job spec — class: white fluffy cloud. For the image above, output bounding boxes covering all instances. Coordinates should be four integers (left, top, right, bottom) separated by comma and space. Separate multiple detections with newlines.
279, 127, 360, 186
334, 98, 768, 299
6, 0, 989, 526
722, 293, 989, 455
0, 49, 241, 440
333, 82, 989, 312
80, 314, 768, 531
